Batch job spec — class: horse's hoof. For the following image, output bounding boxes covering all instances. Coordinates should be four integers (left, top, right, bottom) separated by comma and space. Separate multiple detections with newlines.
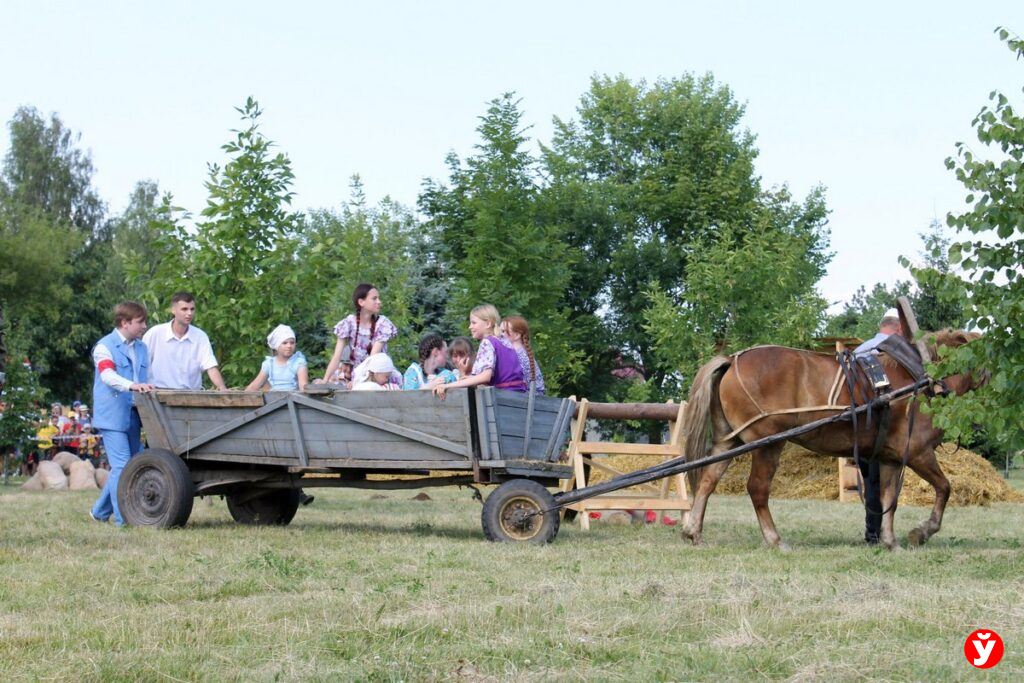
776, 541, 792, 553
681, 529, 703, 546
907, 528, 927, 547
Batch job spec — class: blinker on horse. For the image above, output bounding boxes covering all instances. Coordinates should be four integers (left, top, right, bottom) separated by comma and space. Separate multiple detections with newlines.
681, 330, 982, 550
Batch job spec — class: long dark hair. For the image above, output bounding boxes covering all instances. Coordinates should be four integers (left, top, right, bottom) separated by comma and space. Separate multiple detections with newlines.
352, 283, 378, 355
418, 333, 444, 367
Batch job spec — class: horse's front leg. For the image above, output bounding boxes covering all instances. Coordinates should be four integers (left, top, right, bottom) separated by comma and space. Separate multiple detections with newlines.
680, 456, 732, 546
878, 462, 902, 549
905, 447, 951, 547
747, 443, 787, 550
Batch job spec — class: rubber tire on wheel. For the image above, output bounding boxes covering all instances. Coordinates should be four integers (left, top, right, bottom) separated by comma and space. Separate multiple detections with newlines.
117, 448, 194, 528
226, 489, 301, 526
481, 479, 560, 544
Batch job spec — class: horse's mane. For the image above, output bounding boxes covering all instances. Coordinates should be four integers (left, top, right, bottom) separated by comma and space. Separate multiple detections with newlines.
925, 328, 980, 359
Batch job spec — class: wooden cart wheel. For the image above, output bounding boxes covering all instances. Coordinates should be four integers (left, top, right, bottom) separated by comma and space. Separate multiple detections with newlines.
226, 488, 301, 526
118, 448, 195, 528
481, 479, 560, 544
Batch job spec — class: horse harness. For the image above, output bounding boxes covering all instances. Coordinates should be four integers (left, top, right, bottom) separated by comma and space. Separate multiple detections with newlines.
836, 334, 938, 513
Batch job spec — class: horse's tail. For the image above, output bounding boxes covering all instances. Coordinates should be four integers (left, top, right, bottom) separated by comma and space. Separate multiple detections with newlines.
684, 355, 733, 493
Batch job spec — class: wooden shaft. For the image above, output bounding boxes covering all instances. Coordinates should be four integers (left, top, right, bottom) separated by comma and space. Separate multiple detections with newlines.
573, 402, 679, 421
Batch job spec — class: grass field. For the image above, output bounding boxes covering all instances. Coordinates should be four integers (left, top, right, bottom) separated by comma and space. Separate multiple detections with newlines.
1, 481, 1021, 682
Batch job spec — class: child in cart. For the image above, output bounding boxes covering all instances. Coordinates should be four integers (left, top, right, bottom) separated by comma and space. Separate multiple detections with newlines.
246, 325, 309, 392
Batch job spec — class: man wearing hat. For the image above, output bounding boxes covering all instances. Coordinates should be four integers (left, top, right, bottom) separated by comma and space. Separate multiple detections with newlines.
852, 308, 903, 544
143, 292, 228, 391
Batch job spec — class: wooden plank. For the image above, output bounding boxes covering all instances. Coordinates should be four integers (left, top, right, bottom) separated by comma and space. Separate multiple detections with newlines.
183, 451, 474, 469
572, 402, 680, 421
287, 398, 309, 467
189, 436, 468, 461
136, 394, 173, 451
575, 442, 682, 456
564, 497, 692, 511
172, 396, 290, 456
289, 394, 467, 455
157, 390, 266, 408
167, 415, 469, 445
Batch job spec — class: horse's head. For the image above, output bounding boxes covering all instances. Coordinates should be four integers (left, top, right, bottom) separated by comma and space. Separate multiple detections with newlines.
927, 329, 987, 395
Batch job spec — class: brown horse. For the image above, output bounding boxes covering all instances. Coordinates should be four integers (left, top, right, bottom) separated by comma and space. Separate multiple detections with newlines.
681, 330, 981, 549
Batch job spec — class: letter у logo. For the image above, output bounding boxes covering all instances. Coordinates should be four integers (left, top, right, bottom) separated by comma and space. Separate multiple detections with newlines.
964, 629, 1004, 669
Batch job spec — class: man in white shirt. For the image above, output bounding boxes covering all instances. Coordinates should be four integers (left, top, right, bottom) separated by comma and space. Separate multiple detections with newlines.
142, 292, 228, 390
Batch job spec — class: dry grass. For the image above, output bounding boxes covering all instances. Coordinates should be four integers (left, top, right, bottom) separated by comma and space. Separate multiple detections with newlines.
594, 442, 1024, 506
1, 482, 1022, 681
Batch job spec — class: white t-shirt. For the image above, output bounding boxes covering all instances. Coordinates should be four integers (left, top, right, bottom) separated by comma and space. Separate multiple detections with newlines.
142, 322, 219, 389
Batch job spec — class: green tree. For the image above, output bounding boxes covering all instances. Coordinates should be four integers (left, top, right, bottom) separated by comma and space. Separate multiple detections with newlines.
645, 187, 829, 397
420, 94, 582, 390
918, 27, 1024, 453
0, 333, 46, 461
544, 75, 830, 414
145, 98, 308, 385
824, 281, 912, 339
0, 107, 108, 399
301, 178, 419, 371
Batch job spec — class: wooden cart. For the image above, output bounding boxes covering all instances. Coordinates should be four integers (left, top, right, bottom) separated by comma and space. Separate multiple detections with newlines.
121, 386, 573, 543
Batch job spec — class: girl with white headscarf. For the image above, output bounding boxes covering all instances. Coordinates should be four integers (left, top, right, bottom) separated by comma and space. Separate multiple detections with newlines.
245, 324, 309, 391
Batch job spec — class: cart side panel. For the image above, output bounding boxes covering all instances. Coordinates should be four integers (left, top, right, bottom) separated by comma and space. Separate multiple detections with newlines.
476, 388, 571, 462
147, 389, 473, 469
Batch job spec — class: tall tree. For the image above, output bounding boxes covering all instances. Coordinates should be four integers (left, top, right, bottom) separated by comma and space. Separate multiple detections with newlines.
145, 98, 307, 385
544, 75, 830, 413
918, 27, 1024, 453
421, 94, 582, 390
0, 107, 108, 399
301, 177, 419, 371
646, 187, 829, 398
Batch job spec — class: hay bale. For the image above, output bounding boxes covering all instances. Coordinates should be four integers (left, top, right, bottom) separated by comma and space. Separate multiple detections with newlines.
37, 461, 68, 490
69, 459, 98, 490
597, 442, 1024, 507
94, 468, 109, 489
21, 474, 44, 491
52, 451, 79, 474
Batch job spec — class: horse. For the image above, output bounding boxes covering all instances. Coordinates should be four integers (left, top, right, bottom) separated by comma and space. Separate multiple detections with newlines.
681, 330, 982, 550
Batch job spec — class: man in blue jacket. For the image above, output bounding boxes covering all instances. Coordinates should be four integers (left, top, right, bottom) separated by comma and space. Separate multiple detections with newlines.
90, 302, 155, 526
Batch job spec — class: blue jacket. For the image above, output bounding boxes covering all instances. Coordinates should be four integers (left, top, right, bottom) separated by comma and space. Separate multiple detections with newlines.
92, 330, 149, 432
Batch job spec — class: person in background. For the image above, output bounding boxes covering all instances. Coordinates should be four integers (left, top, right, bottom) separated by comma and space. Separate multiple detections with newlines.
35, 414, 60, 462
448, 336, 475, 380
61, 411, 81, 456
852, 308, 903, 545
404, 334, 457, 390
500, 315, 546, 395
433, 304, 526, 400
90, 301, 154, 526
352, 353, 401, 391
51, 402, 68, 430
80, 423, 102, 467
142, 291, 228, 391
321, 283, 398, 384
245, 325, 309, 392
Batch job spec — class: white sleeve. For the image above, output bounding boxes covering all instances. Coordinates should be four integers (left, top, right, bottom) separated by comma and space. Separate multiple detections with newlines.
198, 334, 219, 371
93, 343, 133, 392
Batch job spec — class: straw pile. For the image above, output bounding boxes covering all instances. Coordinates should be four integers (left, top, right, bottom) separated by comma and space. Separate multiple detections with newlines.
591, 442, 1023, 507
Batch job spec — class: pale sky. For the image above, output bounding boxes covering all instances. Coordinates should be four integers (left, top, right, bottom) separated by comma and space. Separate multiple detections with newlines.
2, 1, 1019, 309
